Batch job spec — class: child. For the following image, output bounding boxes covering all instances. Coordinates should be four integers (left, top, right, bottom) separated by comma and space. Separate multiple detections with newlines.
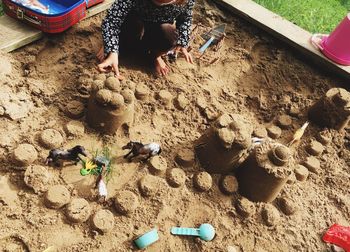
97, 0, 195, 77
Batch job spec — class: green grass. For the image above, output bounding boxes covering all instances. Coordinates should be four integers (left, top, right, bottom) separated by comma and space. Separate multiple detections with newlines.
0, 4, 3, 16
253, 0, 350, 33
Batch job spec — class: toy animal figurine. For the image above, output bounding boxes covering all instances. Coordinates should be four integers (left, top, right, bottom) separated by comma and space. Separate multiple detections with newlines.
96, 165, 107, 201
122, 141, 162, 162
45, 145, 88, 166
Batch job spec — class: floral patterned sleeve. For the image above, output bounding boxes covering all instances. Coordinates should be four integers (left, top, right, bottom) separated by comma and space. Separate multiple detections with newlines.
175, 0, 195, 48
102, 0, 136, 55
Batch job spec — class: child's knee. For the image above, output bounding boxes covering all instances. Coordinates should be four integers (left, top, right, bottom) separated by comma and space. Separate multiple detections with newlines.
159, 23, 179, 47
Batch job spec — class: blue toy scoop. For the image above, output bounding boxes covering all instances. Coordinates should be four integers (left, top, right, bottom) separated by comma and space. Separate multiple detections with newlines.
170, 223, 215, 241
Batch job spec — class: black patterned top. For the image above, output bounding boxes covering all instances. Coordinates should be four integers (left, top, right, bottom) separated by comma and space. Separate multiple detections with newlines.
102, 0, 195, 55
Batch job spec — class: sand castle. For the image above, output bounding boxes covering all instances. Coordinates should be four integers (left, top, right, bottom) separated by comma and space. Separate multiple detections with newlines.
308, 88, 350, 131
236, 141, 293, 202
87, 75, 135, 134
194, 113, 253, 174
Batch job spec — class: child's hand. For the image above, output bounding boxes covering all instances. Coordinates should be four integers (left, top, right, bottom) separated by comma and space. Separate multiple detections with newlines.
175, 46, 193, 64
97, 52, 120, 77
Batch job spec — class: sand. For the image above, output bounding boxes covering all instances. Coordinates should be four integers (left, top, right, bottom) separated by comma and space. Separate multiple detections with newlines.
0, 0, 349, 251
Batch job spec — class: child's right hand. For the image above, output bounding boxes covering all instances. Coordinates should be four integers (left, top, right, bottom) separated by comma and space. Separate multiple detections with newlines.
97, 52, 120, 77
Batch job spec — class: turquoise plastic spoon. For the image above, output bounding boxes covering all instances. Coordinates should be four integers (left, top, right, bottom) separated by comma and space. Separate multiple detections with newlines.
170, 223, 215, 241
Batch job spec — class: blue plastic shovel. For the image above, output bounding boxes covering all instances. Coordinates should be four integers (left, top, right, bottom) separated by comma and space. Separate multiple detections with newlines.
170, 223, 215, 241
199, 24, 226, 53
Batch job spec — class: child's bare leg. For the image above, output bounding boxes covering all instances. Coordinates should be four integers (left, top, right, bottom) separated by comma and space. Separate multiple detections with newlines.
143, 23, 178, 76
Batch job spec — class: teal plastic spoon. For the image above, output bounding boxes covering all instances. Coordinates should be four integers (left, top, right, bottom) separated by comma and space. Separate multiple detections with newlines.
170, 223, 215, 241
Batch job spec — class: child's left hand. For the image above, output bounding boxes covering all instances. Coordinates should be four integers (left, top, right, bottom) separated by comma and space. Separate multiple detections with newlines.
175, 46, 193, 64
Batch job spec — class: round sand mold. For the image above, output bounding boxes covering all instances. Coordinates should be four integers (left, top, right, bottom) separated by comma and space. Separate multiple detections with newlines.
167, 168, 186, 188
157, 90, 173, 106
94, 74, 107, 82
40, 129, 64, 149
306, 140, 324, 156
139, 175, 166, 197
96, 89, 112, 105
332, 88, 350, 106
304, 156, 320, 174
193, 172, 212, 192
44, 185, 71, 209
65, 101, 85, 119
269, 145, 291, 166
64, 120, 85, 137
204, 106, 220, 121
261, 204, 280, 226
24, 165, 51, 194
92, 209, 115, 233
220, 175, 238, 195
114, 190, 139, 215
276, 115, 292, 129
135, 84, 150, 101
253, 127, 268, 138
294, 164, 309, 182
66, 198, 91, 223
175, 94, 189, 110
235, 197, 256, 218
288, 105, 300, 117
196, 96, 207, 110
317, 130, 332, 145
149, 156, 167, 176
216, 114, 232, 128
91, 80, 105, 92
217, 128, 235, 149
105, 77, 121, 92
278, 197, 297, 215
267, 126, 282, 139
13, 143, 38, 167
175, 148, 195, 167
120, 89, 134, 104
110, 93, 125, 109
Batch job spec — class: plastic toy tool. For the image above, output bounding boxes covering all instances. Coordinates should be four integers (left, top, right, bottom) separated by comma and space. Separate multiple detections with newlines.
170, 223, 215, 241
134, 229, 159, 249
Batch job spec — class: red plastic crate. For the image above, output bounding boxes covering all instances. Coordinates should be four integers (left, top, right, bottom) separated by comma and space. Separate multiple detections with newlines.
2, 0, 104, 33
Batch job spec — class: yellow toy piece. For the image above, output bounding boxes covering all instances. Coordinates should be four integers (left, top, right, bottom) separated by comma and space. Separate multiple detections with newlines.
287, 121, 310, 146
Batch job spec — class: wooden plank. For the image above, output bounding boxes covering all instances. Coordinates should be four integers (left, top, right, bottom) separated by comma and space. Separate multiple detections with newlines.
0, 0, 114, 52
0, 15, 43, 52
212, 0, 350, 80
86, 0, 114, 18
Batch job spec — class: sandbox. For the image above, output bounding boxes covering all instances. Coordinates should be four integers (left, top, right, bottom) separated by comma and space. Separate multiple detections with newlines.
0, 0, 349, 251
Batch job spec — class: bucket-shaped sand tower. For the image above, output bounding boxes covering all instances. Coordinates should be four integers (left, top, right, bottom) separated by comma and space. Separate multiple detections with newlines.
308, 88, 350, 131
195, 114, 253, 174
235, 141, 293, 202
87, 76, 135, 134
